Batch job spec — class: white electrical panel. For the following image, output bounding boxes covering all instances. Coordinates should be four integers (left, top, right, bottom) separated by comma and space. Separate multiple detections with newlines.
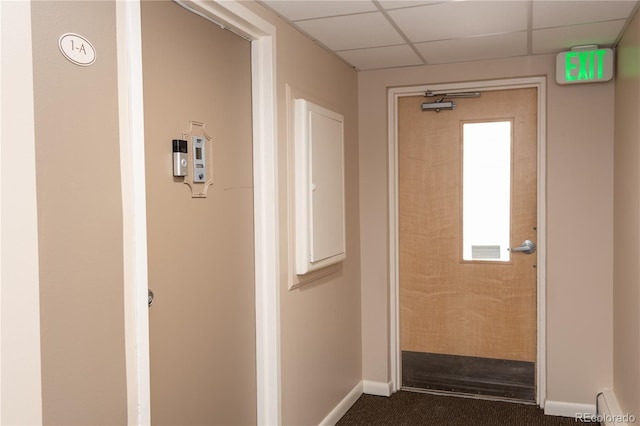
294, 99, 346, 275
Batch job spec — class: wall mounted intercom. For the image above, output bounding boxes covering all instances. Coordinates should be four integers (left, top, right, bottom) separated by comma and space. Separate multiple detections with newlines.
174, 120, 214, 198
192, 136, 206, 183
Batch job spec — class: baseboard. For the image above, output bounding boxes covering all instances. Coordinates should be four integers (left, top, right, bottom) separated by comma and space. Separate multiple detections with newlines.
363, 380, 392, 397
319, 381, 363, 426
597, 389, 634, 426
544, 400, 596, 418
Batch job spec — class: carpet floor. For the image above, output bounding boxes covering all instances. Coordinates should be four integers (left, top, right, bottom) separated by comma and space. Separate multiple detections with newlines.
337, 391, 587, 425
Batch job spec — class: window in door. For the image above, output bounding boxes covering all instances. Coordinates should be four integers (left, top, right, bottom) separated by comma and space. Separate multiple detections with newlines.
462, 120, 512, 262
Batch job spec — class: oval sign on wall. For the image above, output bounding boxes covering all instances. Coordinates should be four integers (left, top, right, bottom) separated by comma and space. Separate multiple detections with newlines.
58, 33, 96, 66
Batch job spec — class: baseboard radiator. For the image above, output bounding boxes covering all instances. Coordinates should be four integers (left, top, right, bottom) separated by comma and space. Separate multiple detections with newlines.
596, 389, 634, 426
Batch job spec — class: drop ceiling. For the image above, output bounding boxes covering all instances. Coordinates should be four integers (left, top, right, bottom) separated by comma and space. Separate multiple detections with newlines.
259, 0, 640, 71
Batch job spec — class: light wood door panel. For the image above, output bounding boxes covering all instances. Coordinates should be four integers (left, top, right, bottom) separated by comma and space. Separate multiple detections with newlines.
399, 88, 537, 362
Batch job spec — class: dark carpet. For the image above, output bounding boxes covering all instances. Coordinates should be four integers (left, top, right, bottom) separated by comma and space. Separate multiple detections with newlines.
337, 391, 586, 425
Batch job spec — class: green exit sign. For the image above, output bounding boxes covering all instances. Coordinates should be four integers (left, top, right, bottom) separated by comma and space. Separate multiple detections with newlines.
556, 48, 614, 85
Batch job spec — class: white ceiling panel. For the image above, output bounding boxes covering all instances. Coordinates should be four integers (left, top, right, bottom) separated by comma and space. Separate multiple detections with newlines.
388, 1, 529, 42
533, 0, 637, 29
337, 45, 424, 70
295, 12, 405, 51
378, 0, 442, 10
532, 20, 626, 54
261, 0, 377, 22
415, 32, 528, 64
258, 0, 638, 70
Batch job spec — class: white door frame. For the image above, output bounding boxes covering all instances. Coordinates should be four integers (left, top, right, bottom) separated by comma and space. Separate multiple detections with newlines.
388, 77, 547, 407
0, 1, 43, 423
116, 1, 280, 424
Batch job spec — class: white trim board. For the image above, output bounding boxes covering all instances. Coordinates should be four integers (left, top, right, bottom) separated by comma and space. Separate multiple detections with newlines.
363, 380, 393, 397
116, 2, 150, 425
597, 389, 632, 426
118, 1, 281, 424
319, 382, 363, 426
0, 1, 43, 424
320, 381, 393, 425
545, 400, 596, 418
387, 77, 547, 406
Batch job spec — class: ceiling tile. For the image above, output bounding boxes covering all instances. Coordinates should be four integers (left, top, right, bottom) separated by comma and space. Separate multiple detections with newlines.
295, 12, 406, 51
377, 1, 441, 10
533, 1, 637, 29
532, 20, 626, 54
261, 0, 377, 22
337, 45, 424, 70
258, 0, 637, 69
415, 32, 528, 64
388, 1, 529, 42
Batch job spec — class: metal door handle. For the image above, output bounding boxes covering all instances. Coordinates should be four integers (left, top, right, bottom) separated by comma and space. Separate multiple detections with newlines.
148, 289, 154, 307
509, 240, 536, 254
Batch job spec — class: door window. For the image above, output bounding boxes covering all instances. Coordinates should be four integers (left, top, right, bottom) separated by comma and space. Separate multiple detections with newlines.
462, 120, 512, 262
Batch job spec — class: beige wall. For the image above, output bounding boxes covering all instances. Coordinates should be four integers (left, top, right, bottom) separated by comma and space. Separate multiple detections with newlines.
614, 7, 640, 419
247, 3, 362, 424
31, 1, 128, 424
26, 0, 361, 425
359, 55, 614, 405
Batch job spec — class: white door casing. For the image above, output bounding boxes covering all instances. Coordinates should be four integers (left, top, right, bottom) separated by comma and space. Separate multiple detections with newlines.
0, 1, 43, 423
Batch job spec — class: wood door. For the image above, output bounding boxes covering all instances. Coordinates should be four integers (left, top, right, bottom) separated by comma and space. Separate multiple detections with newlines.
399, 88, 538, 400
141, 2, 256, 424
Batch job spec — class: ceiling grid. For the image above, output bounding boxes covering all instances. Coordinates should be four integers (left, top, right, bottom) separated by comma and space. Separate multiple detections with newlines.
258, 0, 639, 71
